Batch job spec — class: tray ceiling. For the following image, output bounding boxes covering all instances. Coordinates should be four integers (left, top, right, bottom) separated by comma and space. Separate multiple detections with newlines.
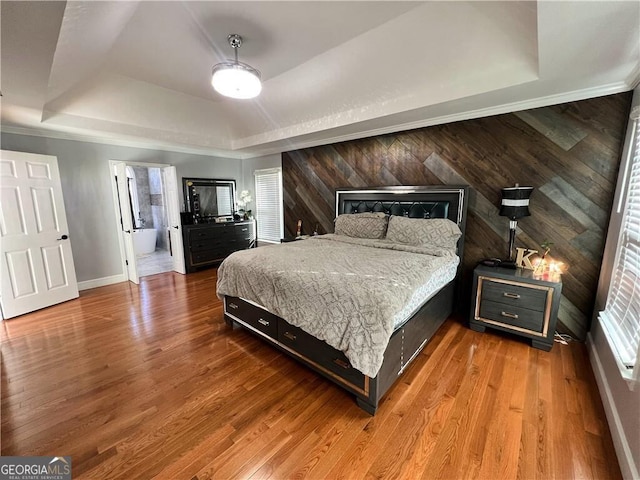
1, 1, 638, 158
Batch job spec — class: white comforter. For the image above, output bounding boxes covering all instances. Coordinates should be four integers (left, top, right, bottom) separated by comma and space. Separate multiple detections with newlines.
216, 234, 458, 377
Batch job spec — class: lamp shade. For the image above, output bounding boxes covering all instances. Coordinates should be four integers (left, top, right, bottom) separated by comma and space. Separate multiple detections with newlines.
500, 186, 533, 220
211, 62, 262, 99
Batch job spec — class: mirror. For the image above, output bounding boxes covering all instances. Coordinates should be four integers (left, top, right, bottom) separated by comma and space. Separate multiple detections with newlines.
183, 178, 236, 222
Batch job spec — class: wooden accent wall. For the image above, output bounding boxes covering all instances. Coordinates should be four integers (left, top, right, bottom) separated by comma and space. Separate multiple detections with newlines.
282, 93, 632, 340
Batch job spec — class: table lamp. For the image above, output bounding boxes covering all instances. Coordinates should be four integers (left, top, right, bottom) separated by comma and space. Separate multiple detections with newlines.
500, 184, 533, 266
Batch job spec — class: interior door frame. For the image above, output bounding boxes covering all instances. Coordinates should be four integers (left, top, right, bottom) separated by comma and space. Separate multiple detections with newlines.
108, 160, 183, 283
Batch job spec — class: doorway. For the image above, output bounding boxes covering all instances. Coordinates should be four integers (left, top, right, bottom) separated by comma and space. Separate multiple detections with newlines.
126, 165, 172, 276
111, 161, 185, 283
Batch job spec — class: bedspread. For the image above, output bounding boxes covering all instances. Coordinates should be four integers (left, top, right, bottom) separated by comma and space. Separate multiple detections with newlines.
216, 235, 459, 377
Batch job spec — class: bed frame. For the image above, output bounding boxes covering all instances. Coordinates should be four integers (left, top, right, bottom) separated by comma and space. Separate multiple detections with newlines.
223, 186, 469, 414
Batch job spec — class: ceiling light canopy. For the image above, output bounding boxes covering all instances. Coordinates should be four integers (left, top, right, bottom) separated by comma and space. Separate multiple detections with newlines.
211, 34, 262, 100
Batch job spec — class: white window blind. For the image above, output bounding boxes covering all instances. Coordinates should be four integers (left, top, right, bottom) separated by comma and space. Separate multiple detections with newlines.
216, 187, 232, 216
254, 168, 283, 243
600, 110, 640, 377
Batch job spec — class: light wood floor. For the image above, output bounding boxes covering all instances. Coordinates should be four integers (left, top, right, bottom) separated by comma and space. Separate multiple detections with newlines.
1, 270, 621, 479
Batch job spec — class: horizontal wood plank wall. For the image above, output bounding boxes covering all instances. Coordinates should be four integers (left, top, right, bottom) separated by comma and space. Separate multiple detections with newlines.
282, 93, 632, 340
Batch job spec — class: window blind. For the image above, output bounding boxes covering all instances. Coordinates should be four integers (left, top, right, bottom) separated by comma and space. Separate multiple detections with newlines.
254, 168, 283, 243
216, 188, 232, 216
600, 114, 640, 371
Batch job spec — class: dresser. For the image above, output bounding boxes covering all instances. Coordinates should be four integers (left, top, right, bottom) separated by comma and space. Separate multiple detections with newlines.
469, 265, 562, 351
182, 220, 256, 273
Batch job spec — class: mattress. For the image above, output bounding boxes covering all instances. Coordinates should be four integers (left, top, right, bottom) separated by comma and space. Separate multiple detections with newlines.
392, 258, 458, 329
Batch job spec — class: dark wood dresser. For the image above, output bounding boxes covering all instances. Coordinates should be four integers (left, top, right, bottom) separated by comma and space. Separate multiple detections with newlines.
182, 220, 256, 273
470, 265, 562, 351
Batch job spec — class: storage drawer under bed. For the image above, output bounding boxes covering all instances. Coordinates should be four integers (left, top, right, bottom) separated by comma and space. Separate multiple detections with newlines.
224, 296, 278, 339
277, 320, 366, 390
224, 296, 367, 393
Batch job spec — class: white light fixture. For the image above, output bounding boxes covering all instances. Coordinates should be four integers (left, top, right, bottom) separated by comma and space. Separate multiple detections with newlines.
211, 34, 262, 99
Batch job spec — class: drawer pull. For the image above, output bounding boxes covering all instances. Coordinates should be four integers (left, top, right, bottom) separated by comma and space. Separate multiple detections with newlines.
228, 302, 238, 309
503, 292, 521, 299
284, 331, 297, 341
333, 358, 350, 369
240, 228, 248, 232
258, 318, 269, 326
501, 311, 519, 319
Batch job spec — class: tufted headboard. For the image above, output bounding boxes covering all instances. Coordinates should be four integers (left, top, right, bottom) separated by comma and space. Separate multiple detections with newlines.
335, 185, 469, 261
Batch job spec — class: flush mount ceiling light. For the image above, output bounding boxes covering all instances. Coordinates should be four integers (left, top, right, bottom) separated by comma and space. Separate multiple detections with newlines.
211, 34, 262, 100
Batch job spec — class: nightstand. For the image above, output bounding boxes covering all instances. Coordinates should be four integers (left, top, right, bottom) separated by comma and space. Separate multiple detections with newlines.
280, 235, 310, 243
469, 265, 562, 351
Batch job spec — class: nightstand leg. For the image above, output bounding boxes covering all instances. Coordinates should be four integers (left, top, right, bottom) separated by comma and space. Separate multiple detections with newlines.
531, 339, 552, 351
469, 322, 486, 333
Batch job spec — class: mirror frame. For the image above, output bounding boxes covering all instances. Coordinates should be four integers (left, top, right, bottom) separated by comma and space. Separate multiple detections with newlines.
182, 178, 236, 219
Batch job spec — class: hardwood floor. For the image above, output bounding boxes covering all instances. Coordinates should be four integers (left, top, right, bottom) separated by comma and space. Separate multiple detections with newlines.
1, 270, 621, 479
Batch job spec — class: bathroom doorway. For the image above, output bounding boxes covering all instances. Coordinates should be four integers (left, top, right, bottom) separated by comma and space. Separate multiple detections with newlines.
127, 165, 172, 276
111, 161, 185, 282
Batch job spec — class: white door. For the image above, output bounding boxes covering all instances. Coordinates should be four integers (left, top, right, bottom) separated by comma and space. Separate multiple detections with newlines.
163, 166, 185, 274
0, 150, 79, 319
114, 162, 139, 284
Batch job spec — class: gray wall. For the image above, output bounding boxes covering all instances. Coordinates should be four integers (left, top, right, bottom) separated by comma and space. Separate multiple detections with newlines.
1, 132, 242, 283
240, 153, 282, 218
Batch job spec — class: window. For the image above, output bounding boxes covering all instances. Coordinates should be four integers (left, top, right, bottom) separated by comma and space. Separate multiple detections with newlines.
216, 187, 233, 216
254, 168, 284, 243
599, 102, 640, 385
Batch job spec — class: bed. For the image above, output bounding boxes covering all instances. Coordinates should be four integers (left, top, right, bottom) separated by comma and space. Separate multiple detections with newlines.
217, 186, 468, 414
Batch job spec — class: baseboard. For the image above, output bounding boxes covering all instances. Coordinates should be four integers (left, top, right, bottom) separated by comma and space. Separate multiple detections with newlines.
587, 333, 639, 480
78, 274, 127, 291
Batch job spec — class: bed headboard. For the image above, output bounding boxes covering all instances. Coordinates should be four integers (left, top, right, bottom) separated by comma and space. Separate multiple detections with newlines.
335, 185, 469, 260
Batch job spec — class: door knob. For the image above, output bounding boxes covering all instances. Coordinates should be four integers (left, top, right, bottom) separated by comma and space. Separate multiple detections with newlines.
124, 230, 131, 234
173, 226, 179, 229
57, 234, 69, 240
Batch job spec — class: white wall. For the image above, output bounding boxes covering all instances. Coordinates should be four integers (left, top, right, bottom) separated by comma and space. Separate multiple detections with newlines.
1, 132, 242, 284
588, 85, 640, 480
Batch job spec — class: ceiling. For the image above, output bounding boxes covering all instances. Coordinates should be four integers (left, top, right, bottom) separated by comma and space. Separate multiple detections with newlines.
1, 1, 639, 159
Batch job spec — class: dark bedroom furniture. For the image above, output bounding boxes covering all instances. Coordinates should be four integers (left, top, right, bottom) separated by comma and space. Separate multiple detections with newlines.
280, 236, 309, 243
182, 177, 236, 223
183, 221, 256, 273
469, 264, 562, 351
222, 186, 469, 414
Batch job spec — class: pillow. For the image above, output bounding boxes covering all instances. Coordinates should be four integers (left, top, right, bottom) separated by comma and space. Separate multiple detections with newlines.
385, 216, 462, 250
334, 212, 388, 239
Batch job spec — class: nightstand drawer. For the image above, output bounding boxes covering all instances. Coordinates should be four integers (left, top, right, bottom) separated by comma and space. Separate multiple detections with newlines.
481, 278, 547, 312
478, 300, 545, 333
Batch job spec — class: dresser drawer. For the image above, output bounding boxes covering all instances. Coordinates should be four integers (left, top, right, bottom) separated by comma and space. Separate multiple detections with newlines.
234, 224, 254, 236
479, 300, 545, 333
481, 278, 547, 312
277, 320, 366, 389
190, 249, 230, 264
191, 225, 237, 239
225, 297, 278, 339
190, 238, 229, 252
